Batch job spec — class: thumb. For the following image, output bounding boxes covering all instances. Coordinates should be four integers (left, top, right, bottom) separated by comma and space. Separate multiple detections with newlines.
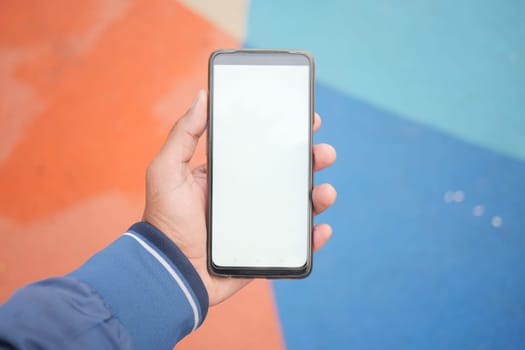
159, 90, 207, 164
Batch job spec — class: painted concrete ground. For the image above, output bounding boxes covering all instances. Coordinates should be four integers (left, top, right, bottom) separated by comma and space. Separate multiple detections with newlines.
1, 1, 524, 349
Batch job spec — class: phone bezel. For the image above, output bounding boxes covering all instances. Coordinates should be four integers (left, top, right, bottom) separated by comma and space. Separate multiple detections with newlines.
207, 49, 315, 278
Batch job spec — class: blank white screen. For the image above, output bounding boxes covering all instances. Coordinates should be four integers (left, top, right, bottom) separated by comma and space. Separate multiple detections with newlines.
211, 64, 310, 268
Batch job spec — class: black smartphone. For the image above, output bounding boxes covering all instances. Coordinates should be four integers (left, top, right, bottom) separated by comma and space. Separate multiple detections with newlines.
207, 49, 314, 278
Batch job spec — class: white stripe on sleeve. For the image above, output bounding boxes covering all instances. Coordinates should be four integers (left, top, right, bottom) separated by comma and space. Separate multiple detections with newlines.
123, 232, 200, 331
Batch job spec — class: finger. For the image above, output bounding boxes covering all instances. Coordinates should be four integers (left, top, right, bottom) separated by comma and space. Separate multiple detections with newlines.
313, 223, 333, 252
159, 90, 207, 164
313, 183, 337, 215
313, 113, 321, 132
313, 143, 336, 171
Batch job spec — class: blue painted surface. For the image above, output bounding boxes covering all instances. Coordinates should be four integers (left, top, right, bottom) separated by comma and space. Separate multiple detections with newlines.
247, 0, 525, 160
272, 83, 525, 349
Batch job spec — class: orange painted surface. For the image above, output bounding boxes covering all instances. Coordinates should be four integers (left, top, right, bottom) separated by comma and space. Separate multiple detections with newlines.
179, 280, 284, 350
0, 1, 284, 348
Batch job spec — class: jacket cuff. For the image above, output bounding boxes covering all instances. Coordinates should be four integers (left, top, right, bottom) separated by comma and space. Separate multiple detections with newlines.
69, 222, 209, 350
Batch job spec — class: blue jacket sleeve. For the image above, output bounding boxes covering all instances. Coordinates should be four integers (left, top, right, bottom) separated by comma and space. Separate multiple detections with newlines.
0, 222, 209, 350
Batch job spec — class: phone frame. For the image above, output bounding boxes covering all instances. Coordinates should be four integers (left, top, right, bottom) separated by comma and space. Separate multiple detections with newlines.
207, 49, 315, 278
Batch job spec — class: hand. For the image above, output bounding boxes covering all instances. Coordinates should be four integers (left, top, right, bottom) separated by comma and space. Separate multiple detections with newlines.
142, 90, 337, 306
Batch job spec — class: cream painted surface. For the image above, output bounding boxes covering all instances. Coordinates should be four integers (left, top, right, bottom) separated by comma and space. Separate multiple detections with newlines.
178, 0, 249, 40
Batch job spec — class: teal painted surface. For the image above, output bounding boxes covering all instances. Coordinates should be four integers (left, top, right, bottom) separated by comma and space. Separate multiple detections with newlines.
247, 0, 525, 160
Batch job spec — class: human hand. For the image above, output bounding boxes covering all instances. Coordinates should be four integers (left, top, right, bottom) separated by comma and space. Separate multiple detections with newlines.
142, 90, 337, 306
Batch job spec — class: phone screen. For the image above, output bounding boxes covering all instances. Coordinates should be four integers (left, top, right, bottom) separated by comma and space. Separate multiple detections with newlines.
210, 51, 312, 272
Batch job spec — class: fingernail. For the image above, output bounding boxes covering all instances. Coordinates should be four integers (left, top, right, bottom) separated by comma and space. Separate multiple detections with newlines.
191, 90, 204, 110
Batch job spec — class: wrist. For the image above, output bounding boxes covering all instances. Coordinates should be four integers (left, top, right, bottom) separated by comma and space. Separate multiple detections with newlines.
128, 221, 209, 317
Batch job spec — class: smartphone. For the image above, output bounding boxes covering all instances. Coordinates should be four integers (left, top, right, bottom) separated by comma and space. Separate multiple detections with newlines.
207, 49, 314, 278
